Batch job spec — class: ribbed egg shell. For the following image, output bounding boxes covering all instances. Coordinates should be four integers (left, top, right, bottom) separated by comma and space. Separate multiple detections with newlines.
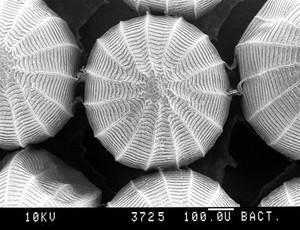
259, 178, 300, 206
235, 0, 300, 159
0, 148, 101, 207
107, 169, 239, 207
0, 0, 81, 150
123, 0, 221, 20
84, 14, 231, 171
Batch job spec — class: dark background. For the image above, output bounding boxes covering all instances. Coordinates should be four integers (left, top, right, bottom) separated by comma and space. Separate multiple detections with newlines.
2, 0, 300, 207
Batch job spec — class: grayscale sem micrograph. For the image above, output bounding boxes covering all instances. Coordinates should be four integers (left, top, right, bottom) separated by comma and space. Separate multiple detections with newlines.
0, 0, 300, 210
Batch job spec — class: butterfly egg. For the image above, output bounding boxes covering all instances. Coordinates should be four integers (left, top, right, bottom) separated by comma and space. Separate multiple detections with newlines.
235, 0, 300, 159
259, 178, 300, 206
107, 169, 239, 207
0, 148, 101, 207
0, 0, 81, 150
84, 14, 231, 171
123, 0, 221, 19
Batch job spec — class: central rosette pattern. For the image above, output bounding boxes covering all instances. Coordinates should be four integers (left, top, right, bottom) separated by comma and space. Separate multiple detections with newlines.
0, 46, 14, 81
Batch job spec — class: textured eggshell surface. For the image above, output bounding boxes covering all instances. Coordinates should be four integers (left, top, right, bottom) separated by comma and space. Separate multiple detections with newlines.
0, 0, 81, 150
235, 0, 300, 159
107, 169, 239, 207
260, 178, 300, 206
84, 14, 231, 170
123, 0, 221, 19
0, 148, 101, 207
